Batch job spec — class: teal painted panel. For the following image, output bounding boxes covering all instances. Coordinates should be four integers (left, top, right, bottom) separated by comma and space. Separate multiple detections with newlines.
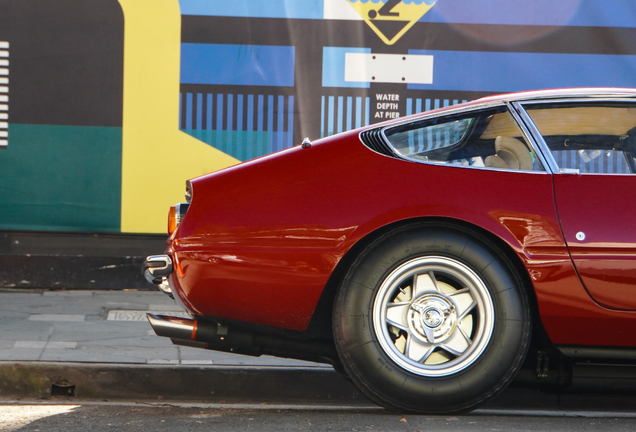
182, 129, 274, 161
0, 124, 122, 232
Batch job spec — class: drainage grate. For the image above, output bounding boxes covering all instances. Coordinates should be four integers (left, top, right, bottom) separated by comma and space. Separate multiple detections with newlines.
105, 309, 189, 321
51, 382, 75, 397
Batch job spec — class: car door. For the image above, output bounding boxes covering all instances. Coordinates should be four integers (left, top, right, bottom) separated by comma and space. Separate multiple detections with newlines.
521, 100, 636, 310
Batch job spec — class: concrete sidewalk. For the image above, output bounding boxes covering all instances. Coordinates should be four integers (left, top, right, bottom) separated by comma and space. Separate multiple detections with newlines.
0, 289, 327, 367
4, 289, 636, 414
0, 289, 365, 404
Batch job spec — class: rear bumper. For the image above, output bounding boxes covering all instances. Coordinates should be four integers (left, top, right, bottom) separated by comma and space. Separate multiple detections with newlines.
142, 254, 173, 297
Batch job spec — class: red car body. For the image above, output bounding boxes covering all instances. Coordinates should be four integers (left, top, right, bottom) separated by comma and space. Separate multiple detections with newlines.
145, 88, 636, 413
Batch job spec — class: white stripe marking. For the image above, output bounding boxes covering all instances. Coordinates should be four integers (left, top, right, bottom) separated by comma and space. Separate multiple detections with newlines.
13, 341, 78, 349
147, 359, 179, 364
28, 314, 86, 322
180, 360, 214, 365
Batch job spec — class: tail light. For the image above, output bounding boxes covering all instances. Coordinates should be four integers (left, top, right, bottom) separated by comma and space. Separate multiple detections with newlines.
168, 203, 190, 235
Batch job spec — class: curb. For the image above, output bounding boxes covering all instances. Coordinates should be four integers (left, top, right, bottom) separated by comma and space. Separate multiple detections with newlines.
0, 362, 368, 405
3, 362, 636, 414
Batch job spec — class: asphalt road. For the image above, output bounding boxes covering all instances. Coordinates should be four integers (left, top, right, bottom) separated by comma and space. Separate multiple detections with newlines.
2, 402, 636, 432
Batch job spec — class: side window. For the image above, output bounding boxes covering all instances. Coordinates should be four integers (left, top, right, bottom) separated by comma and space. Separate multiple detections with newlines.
523, 103, 636, 174
384, 107, 544, 172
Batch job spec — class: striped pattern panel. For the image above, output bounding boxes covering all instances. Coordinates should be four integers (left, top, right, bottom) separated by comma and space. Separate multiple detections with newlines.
405, 98, 468, 116
321, 95, 371, 138
0, 41, 7, 148
321, 97, 468, 138
179, 92, 294, 161
552, 150, 631, 174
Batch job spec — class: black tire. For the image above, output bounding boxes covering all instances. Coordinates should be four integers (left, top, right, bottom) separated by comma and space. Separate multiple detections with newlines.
333, 224, 531, 414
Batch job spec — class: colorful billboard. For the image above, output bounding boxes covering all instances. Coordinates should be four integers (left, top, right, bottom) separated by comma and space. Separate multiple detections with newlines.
1, 0, 636, 233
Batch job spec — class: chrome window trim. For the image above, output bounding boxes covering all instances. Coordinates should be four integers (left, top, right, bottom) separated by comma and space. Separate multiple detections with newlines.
517, 96, 636, 107
480, 89, 636, 105
515, 97, 636, 175
510, 102, 559, 174
374, 101, 549, 174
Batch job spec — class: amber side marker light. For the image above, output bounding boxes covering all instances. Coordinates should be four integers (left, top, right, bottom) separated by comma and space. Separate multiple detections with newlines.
168, 205, 177, 235
168, 203, 191, 236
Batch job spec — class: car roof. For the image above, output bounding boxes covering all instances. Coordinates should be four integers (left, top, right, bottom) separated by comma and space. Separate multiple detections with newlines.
476, 87, 636, 104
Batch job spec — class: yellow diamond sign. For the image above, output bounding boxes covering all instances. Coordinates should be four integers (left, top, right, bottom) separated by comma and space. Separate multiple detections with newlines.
347, 0, 438, 45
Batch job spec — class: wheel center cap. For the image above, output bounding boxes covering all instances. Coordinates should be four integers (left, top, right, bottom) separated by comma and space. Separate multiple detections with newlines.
423, 307, 443, 328
408, 294, 457, 344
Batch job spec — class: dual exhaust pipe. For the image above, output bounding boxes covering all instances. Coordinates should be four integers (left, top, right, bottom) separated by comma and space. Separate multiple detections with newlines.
146, 314, 339, 366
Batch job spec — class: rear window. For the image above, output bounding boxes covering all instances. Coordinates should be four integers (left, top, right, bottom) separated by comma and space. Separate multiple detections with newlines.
383, 107, 544, 172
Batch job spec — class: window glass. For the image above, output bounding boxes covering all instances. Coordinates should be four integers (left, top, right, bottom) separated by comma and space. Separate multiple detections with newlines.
384, 107, 544, 171
523, 103, 636, 174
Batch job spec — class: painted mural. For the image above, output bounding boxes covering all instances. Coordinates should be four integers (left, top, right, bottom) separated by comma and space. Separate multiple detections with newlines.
1, 0, 636, 233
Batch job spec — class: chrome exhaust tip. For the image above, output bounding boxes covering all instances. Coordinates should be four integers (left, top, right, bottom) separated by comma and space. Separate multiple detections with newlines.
147, 314, 195, 340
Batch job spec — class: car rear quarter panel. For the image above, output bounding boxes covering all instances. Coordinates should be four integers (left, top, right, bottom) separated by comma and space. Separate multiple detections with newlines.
168, 131, 579, 335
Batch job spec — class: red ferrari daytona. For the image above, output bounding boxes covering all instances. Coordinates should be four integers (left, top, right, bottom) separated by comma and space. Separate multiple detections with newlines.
143, 88, 636, 413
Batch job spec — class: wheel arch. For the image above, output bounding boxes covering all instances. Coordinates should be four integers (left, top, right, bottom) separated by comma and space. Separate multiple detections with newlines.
304, 216, 545, 345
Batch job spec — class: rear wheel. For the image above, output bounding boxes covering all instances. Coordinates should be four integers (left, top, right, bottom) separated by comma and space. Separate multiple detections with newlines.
333, 225, 531, 414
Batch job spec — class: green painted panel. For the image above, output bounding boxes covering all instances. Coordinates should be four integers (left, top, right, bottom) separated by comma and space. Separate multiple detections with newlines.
0, 124, 122, 232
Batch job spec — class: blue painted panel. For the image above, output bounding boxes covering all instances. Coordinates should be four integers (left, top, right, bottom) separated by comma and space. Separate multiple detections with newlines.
186, 93, 193, 129
277, 95, 284, 151
337, 96, 344, 133
408, 50, 636, 93
328, 96, 335, 135
321, 96, 325, 138
181, 44, 295, 87
180, 0, 323, 19
196, 93, 203, 130
287, 96, 294, 148
322, 47, 371, 88
421, 0, 636, 28
181, 0, 636, 28
206, 94, 213, 130
216, 94, 223, 131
